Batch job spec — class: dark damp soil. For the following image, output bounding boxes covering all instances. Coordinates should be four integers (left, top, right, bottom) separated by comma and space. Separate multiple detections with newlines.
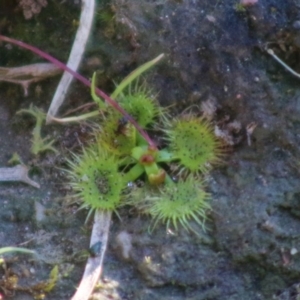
1, 0, 300, 299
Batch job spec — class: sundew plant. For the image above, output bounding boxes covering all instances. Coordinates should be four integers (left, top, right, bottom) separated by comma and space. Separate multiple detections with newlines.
65, 67, 222, 235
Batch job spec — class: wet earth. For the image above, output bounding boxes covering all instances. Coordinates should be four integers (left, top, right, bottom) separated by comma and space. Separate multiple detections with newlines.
1, 0, 300, 299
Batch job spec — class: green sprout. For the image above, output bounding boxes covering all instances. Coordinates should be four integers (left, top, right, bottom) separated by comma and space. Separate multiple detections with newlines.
7, 152, 23, 165
65, 56, 223, 235
0, 247, 35, 256
17, 104, 58, 155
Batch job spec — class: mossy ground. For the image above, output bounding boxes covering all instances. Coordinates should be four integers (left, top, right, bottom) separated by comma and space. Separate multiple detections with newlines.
1, 0, 300, 299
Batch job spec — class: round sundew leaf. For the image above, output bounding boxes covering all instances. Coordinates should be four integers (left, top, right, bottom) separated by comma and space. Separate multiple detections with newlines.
144, 177, 211, 233
166, 116, 221, 173
67, 145, 125, 211
118, 89, 160, 128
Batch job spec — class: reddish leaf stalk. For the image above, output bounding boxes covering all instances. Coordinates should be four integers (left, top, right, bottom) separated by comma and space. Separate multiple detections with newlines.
0, 35, 156, 148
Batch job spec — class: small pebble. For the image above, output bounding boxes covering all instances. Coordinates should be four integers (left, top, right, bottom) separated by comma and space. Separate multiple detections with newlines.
115, 231, 132, 260
290, 248, 298, 255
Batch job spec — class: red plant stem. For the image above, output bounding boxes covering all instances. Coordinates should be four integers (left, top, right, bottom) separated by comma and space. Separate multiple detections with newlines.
0, 35, 156, 148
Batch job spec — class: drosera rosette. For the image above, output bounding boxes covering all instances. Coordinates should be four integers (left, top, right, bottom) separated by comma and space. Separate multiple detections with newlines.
163, 114, 223, 175
65, 141, 126, 215
126, 175, 211, 235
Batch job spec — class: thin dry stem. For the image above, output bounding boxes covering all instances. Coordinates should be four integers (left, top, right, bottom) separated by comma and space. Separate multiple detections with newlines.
46, 0, 95, 121
0, 63, 62, 96
266, 48, 300, 79
71, 210, 111, 300
0, 165, 40, 188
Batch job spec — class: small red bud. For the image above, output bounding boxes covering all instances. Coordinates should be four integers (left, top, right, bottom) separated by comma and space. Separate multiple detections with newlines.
140, 154, 155, 165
